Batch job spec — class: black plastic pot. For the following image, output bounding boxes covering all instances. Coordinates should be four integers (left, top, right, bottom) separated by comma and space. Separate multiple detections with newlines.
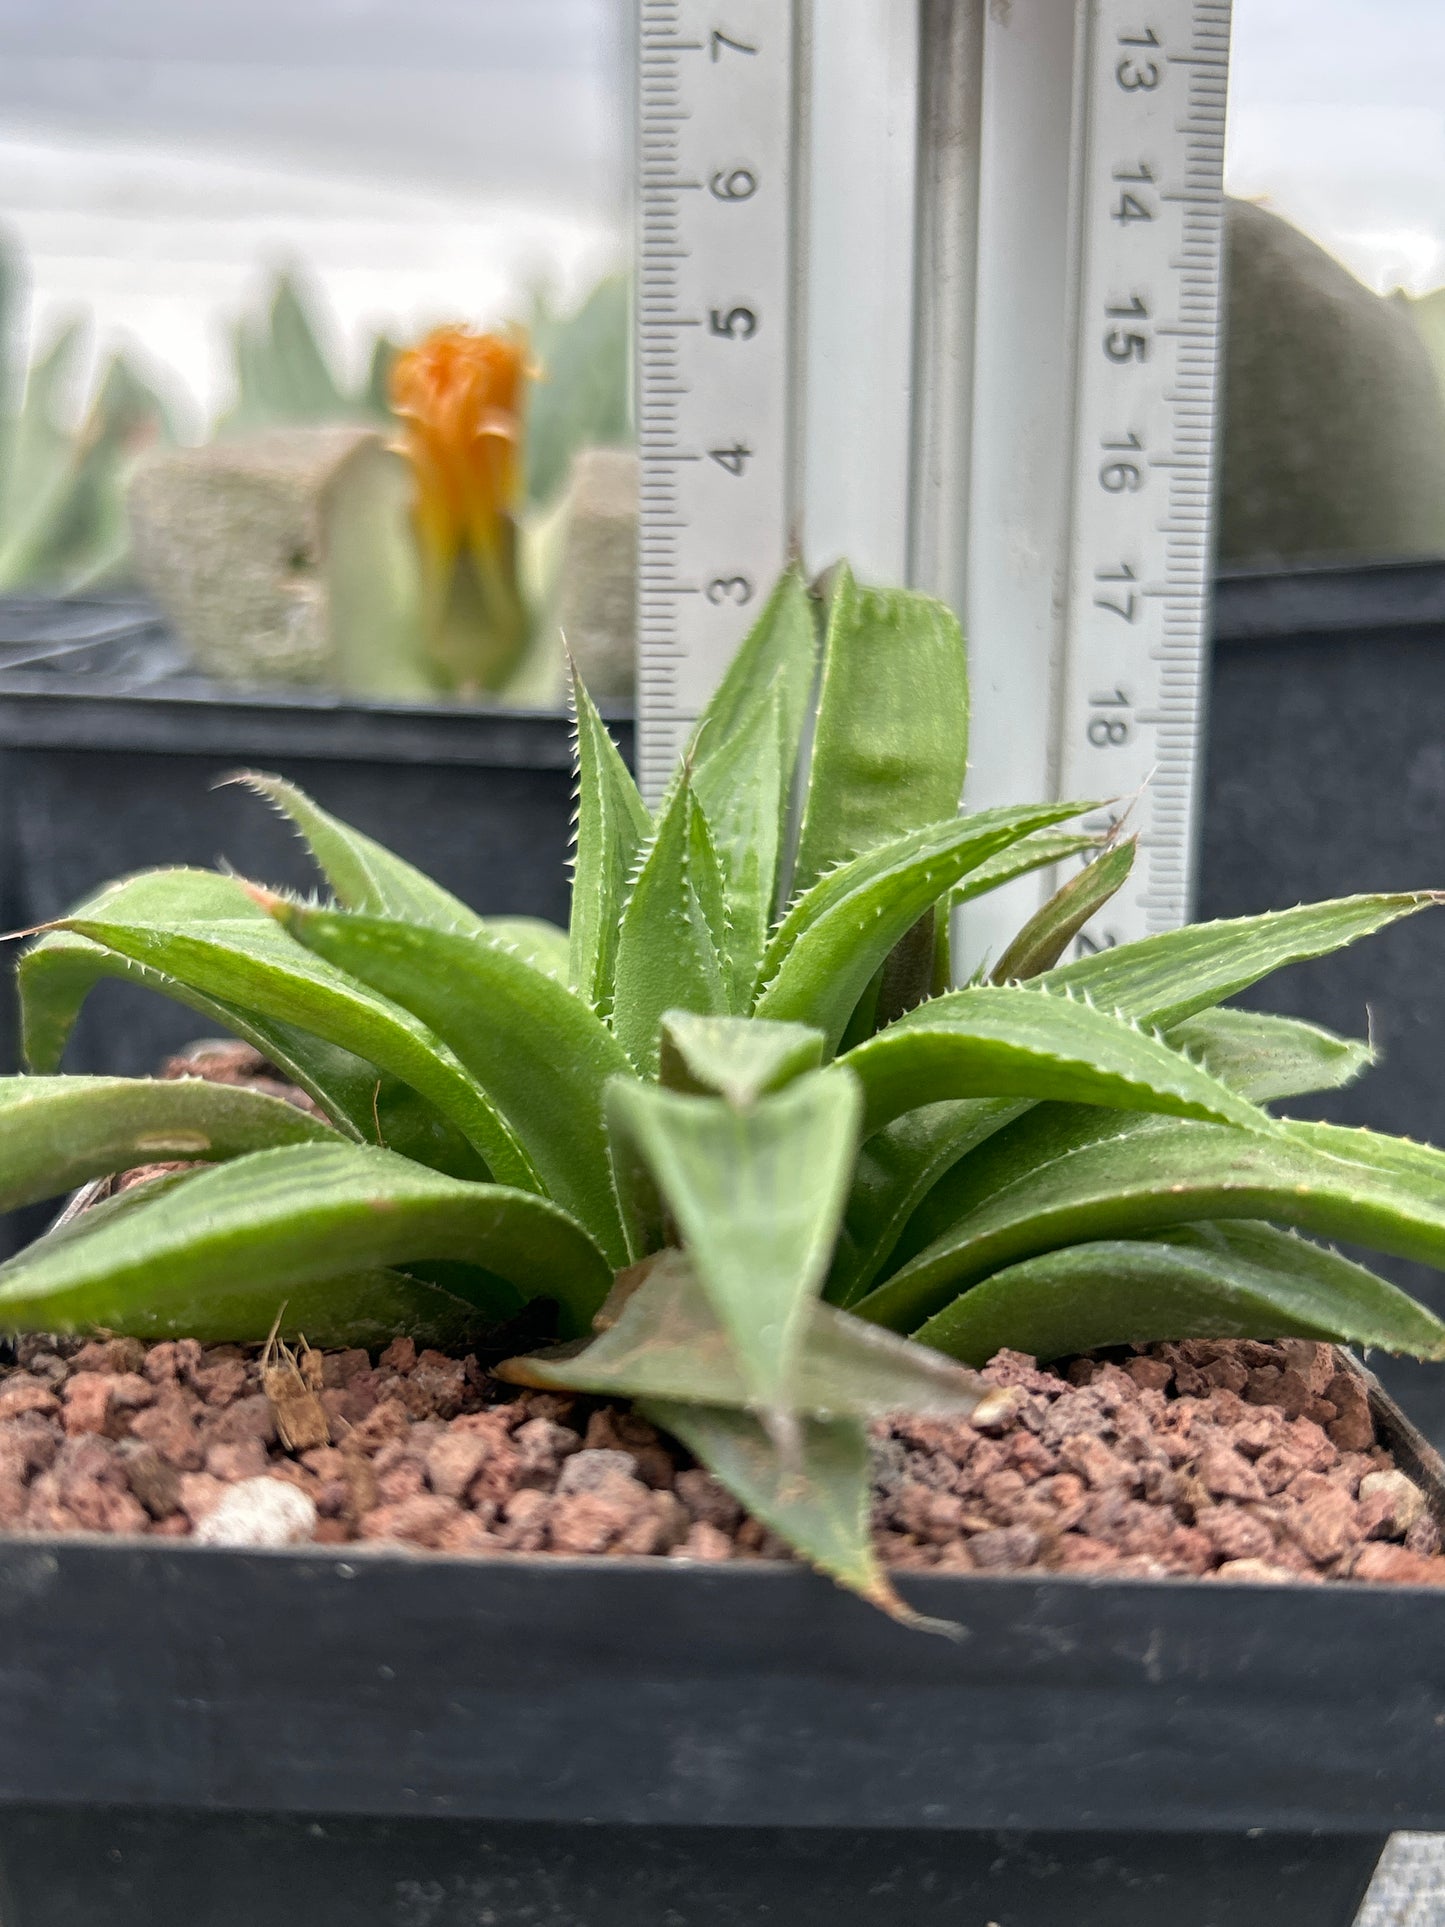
0, 1542, 1437, 1927
0, 1352, 1433, 1926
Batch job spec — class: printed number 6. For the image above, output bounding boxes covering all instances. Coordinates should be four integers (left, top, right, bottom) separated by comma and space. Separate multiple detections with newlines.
710, 168, 757, 201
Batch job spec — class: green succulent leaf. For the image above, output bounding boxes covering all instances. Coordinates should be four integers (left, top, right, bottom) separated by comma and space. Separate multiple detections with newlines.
693, 681, 790, 1004
21, 869, 273, 1074
499, 1246, 994, 1421
0, 1075, 335, 1212
16, 1198, 478, 1348
835, 892, 1435, 1310
611, 771, 731, 1075
1168, 1007, 1373, 1104
687, 779, 732, 970
605, 1066, 862, 1432
989, 839, 1136, 983
917, 1220, 1445, 1365
50, 907, 538, 1192
950, 831, 1105, 908
568, 673, 651, 1012
658, 1010, 824, 1105
481, 917, 571, 982
0, 1142, 612, 1342
860, 1108, 1445, 1336
792, 566, 968, 897
755, 802, 1090, 1052
688, 563, 818, 767
843, 985, 1273, 1137
24, 940, 485, 1180
1036, 893, 1438, 1030
231, 773, 483, 930
1288, 1117, 1445, 1188
272, 904, 633, 1263
689, 568, 817, 979
828, 1099, 1028, 1308
20, 871, 485, 1177
642, 1398, 931, 1626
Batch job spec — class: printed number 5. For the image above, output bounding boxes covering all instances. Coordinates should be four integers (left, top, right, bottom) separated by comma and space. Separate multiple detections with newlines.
710, 307, 757, 338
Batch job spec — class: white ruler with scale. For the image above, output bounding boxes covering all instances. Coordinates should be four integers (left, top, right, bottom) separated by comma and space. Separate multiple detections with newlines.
634, 0, 1231, 965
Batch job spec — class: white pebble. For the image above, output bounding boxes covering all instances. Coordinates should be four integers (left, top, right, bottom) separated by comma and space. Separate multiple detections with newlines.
194, 1477, 318, 1548
1359, 1469, 1427, 1536
556, 1449, 637, 1495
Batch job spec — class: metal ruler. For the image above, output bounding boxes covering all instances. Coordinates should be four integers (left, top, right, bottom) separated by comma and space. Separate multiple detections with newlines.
633, 0, 1232, 965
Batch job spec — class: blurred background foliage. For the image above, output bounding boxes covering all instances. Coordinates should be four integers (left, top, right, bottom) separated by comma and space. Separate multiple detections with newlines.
9, 187, 1445, 680
0, 225, 639, 709
0, 229, 632, 601
11, 199, 1445, 601
217, 261, 632, 509
524, 271, 629, 506
216, 272, 396, 440
0, 238, 176, 593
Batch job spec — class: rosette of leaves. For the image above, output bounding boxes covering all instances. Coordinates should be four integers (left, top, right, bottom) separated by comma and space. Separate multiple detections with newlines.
4, 565, 1445, 1616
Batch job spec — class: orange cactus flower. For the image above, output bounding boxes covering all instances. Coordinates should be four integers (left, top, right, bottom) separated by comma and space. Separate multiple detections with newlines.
387, 324, 533, 694
389, 325, 529, 571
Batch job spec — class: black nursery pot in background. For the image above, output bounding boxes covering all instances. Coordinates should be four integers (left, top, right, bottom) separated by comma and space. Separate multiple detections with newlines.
1197, 557, 1445, 1444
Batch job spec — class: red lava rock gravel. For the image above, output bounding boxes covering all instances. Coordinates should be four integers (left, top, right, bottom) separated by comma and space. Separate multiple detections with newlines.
0, 1325, 1439, 1586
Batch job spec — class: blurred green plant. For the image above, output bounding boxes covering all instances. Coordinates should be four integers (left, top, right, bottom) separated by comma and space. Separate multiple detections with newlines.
0, 239, 175, 593
319, 277, 631, 701
216, 269, 395, 441
525, 273, 630, 505
0, 237, 630, 704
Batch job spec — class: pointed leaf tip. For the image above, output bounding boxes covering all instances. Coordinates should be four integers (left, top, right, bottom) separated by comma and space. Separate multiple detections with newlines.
606, 1067, 862, 1424
643, 1398, 959, 1635
659, 1010, 825, 1108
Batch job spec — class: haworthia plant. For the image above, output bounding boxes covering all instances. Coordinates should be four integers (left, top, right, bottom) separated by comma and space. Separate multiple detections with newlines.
5, 562, 1445, 1621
